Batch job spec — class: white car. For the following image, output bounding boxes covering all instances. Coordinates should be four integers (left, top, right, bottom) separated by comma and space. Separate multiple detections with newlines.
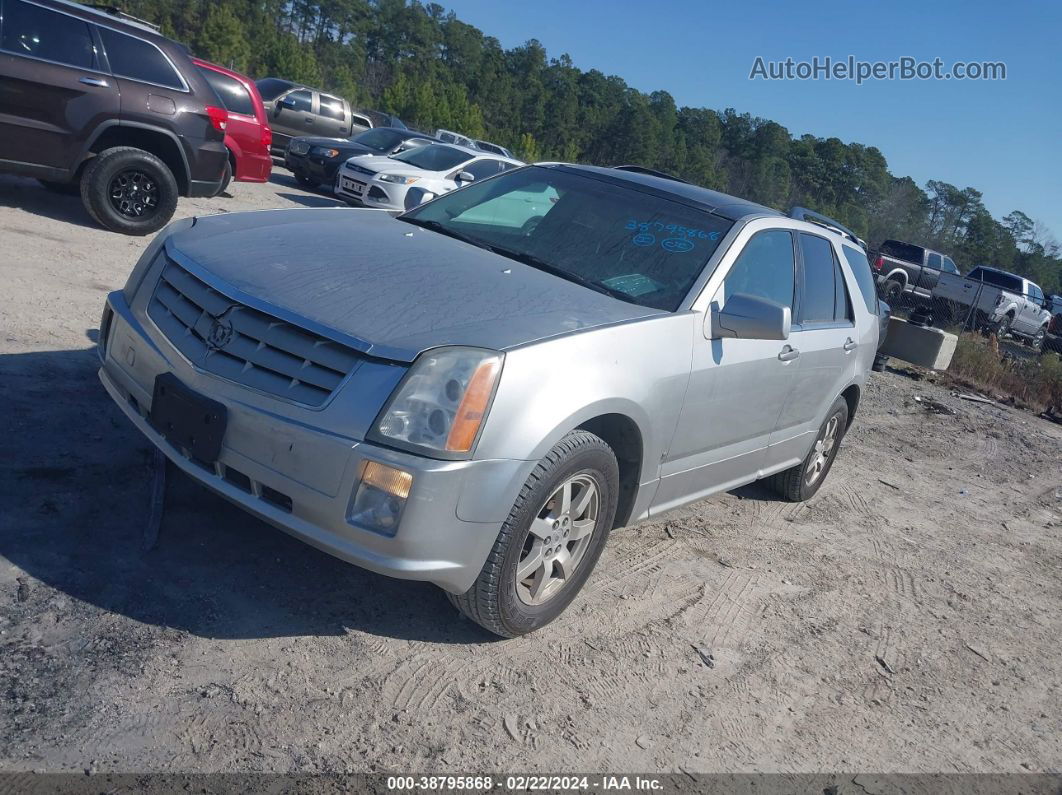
334, 144, 522, 211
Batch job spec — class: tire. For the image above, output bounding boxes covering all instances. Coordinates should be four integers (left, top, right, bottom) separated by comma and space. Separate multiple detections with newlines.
769, 396, 849, 502
882, 279, 904, 305
38, 179, 80, 195
872, 353, 888, 372
213, 158, 233, 197
295, 172, 318, 189
1031, 326, 1046, 351
80, 147, 178, 236
994, 314, 1013, 341
447, 430, 620, 638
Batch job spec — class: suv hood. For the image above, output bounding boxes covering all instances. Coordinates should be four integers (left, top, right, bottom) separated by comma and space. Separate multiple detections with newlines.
165, 208, 663, 363
297, 137, 381, 157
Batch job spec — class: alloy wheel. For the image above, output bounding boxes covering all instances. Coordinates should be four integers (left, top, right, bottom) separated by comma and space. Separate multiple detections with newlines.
516, 473, 600, 606
108, 169, 159, 218
805, 414, 840, 487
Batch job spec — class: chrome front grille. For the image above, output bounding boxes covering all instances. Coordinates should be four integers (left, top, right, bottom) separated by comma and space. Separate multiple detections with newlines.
147, 259, 362, 406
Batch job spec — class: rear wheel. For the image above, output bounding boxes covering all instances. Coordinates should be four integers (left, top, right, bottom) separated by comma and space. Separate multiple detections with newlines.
882, 279, 904, 305
213, 157, 233, 197
80, 146, 178, 235
447, 430, 619, 638
769, 396, 849, 502
994, 314, 1013, 341
1030, 326, 1046, 351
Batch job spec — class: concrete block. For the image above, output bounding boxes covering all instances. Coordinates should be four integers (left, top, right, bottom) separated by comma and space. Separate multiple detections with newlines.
880, 317, 957, 370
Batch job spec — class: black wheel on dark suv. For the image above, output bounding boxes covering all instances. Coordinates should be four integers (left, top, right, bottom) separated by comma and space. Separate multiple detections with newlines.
80, 147, 179, 236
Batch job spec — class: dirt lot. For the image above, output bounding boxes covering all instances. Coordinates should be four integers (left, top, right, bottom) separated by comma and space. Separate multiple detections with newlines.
1, 173, 1061, 776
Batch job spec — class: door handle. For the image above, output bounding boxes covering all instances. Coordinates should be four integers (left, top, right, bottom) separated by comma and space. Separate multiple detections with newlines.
79, 76, 109, 87
843, 337, 858, 352
778, 345, 799, 362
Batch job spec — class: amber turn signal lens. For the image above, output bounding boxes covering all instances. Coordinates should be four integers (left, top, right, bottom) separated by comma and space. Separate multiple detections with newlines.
445, 357, 502, 452
360, 460, 413, 500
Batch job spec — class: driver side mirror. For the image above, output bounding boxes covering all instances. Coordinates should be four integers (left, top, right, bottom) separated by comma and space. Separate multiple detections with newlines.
708, 293, 791, 341
277, 96, 296, 111
455, 171, 475, 183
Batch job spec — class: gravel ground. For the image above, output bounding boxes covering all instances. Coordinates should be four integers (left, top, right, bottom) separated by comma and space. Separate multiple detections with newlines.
1, 174, 1061, 775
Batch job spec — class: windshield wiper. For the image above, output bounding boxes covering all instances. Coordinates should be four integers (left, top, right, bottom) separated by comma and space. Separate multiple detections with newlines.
398, 216, 485, 248
484, 245, 640, 304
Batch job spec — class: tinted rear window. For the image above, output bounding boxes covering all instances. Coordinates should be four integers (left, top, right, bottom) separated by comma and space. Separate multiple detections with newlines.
198, 67, 254, 116
967, 268, 1023, 293
98, 27, 184, 90
879, 240, 924, 265
255, 78, 293, 101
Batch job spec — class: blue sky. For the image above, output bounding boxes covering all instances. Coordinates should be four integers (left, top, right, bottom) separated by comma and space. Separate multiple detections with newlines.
441, 0, 1062, 240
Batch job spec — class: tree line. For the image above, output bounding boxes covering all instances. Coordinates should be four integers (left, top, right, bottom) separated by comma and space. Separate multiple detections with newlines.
120, 0, 1061, 293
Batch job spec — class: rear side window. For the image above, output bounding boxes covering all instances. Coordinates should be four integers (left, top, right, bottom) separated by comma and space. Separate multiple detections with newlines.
198, 67, 254, 116
320, 95, 346, 120
841, 246, 878, 315
720, 230, 795, 310
799, 233, 851, 324
927, 252, 942, 270
98, 28, 184, 90
1, 0, 95, 69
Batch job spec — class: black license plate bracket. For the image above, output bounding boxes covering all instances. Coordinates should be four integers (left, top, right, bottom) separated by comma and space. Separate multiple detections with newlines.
149, 373, 227, 464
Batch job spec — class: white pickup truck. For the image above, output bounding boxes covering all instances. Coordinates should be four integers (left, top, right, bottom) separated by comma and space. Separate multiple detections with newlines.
934, 266, 1051, 349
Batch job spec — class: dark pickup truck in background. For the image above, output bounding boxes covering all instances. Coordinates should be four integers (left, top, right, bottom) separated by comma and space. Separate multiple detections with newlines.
870, 239, 960, 304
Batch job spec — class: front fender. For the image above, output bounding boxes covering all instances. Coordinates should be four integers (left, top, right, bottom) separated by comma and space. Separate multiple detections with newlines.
474, 313, 696, 484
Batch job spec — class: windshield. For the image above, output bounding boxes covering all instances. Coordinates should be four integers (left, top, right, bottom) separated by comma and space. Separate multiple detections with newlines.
401, 166, 733, 310
255, 78, 293, 101
390, 145, 470, 172
353, 128, 408, 152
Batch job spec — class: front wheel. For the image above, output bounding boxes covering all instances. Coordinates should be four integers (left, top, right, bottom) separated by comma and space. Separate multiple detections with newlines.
769, 396, 849, 502
447, 430, 619, 638
295, 172, 318, 189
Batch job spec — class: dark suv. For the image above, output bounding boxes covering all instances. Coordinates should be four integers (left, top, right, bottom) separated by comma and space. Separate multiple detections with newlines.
0, 0, 228, 234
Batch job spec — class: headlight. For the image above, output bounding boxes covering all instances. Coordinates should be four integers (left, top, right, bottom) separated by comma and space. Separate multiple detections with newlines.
378, 173, 419, 185
289, 140, 309, 155
122, 216, 194, 301
370, 348, 503, 457
312, 146, 341, 158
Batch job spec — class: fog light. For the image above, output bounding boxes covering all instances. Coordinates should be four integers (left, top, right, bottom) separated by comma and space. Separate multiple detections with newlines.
350, 461, 412, 536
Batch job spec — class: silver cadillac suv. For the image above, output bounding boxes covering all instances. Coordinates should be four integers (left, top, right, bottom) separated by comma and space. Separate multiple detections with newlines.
98, 164, 881, 637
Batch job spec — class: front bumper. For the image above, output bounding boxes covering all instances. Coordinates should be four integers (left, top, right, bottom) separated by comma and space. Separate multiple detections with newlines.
334, 170, 405, 210
285, 152, 341, 185
98, 290, 533, 593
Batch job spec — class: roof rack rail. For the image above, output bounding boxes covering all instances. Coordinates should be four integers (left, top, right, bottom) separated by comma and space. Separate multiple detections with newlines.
789, 206, 867, 250
87, 4, 161, 32
613, 165, 690, 185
